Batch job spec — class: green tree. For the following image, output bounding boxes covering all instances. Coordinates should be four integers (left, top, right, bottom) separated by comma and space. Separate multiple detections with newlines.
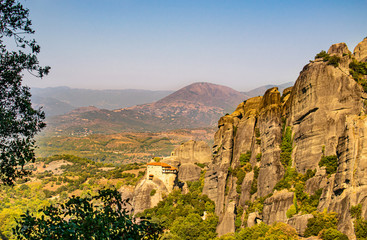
13, 189, 162, 239
0, 0, 50, 185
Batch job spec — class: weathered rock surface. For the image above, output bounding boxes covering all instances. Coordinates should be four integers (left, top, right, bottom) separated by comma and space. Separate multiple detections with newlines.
287, 43, 365, 173
216, 201, 236, 236
178, 163, 202, 182
247, 212, 262, 228
354, 37, 367, 62
172, 140, 212, 164
262, 190, 294, 225
287, 214, 313, 236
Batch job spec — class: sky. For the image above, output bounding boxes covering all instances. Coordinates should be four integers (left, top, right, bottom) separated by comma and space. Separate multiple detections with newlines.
19, 0, 367, 92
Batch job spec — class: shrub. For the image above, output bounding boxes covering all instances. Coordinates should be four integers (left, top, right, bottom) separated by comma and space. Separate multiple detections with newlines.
286, 204, 297, 218
256, 153, 262, 162
355, 218, 367, 239
319, 155, 338, 175
328, 55, 341, 67
304, 210, 338, 237
239, 151, 251, 166
150, 189, 157, 196
350, 204, 362, 219
280, 127, 293, 167
315, 50, 329, 60
319, 228, 349, 240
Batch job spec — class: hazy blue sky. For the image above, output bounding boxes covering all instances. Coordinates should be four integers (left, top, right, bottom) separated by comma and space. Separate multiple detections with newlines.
21, 0, 367, 91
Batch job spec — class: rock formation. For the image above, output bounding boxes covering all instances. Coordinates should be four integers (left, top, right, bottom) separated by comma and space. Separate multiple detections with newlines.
202, 37, 367, 238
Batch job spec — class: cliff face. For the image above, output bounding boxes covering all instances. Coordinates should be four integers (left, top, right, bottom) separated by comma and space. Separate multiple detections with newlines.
203, 37, 367, 238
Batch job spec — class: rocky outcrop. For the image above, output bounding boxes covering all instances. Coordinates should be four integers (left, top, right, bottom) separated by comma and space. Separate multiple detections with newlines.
216, 201, 236, 236
354, 37, 367, 62
133, 177, 168, 213
178, 163, 202, 182
201, 37, 367, 238
262, 190, 294, 225
287, 214, 313, 236
287, 43, 365, 173
172, 140, 212, 164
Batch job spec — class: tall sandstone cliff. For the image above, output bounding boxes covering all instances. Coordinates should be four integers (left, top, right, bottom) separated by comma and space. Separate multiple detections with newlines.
203, 37, 367, 238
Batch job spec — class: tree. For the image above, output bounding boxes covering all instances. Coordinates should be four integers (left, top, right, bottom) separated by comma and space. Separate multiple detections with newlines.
13, 189, 162, 239
0, 0, 50, 185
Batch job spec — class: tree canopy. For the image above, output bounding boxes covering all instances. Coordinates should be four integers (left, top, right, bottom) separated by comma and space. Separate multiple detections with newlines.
13, 189, 162, 239
0, 0, 50, 185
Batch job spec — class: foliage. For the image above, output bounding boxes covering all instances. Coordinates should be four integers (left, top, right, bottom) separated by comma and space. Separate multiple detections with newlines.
0, 0, 50, 185
350, 204, 367, 239
250, 166, 259, 195
350, 204, 362, 219
286, 204, 297, 219
227, 222, 298, 240
319, 228, 349, 240
328, 55, 341, 67
304, 210, 339, 237
256, 153, 262, 162
319, 155, 338, 175
138, 186, 216, 231
314, 50, 340, 68
14, 189, 162, 239
354, 218, 367, 240
280, 126, 293, 167
169, 213, 218, 240
235, 206, 244, 230
349, 59, 367, 92
150, 189, 156, 196
195, 162, 206, 169
315, 50, 330, 60
0, 155, 147, 239
239, 151, 251, 167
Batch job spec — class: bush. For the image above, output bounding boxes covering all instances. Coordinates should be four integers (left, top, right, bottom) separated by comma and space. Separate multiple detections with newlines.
304, 210, 338, 237
256, 153, 262, 162
239, 151, 251, 166
315, 50, 329, 60
328, 55, 341, 67
355, 218, 367, 239
150, 189, 157, 196
319, 228, 349, 240
286, 204, 297, 218
319, 155, 338, 175
350, 204, 362, 219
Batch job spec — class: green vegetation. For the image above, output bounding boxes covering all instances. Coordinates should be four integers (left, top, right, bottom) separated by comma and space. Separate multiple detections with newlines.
350, 59, 367, 92
14, 189, 161, 239
195, 162, 207, 169
280, 127, 293, 167
304, 210, 339, 237
0, 0, 50, 185
150, 189, 157, 196
319, 228, 349, 240
350, 204, 367, 239
319, 155, 338, 175
314, 50, 341, 67
216, 222, 298, 240
315, 50, 330, 60
256, 153, 262, 162
0, 154, 146, 239
239, 151, 251, 167
138, 186, 217, 239
250, 166, 259, 195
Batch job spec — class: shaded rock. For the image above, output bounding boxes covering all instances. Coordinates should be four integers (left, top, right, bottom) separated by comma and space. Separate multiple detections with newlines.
287, 214, 313, 236
239, 171, 254, 205
247, 212, 262, 228
262, 190, 294, 225
354, 37, 367, 62
258, 87, 284, 197
118, 186, 135, 214
217, 201, 236, 237
178, 163, 202, 182
305, 168, 327, 195
288, 55, 365, 173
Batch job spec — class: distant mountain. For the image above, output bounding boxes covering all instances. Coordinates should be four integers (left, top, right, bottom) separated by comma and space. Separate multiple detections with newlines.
44, 82, 246, 135
127, 82, 246, 126
243, 82, 294, 98
31, 87, 173, 116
